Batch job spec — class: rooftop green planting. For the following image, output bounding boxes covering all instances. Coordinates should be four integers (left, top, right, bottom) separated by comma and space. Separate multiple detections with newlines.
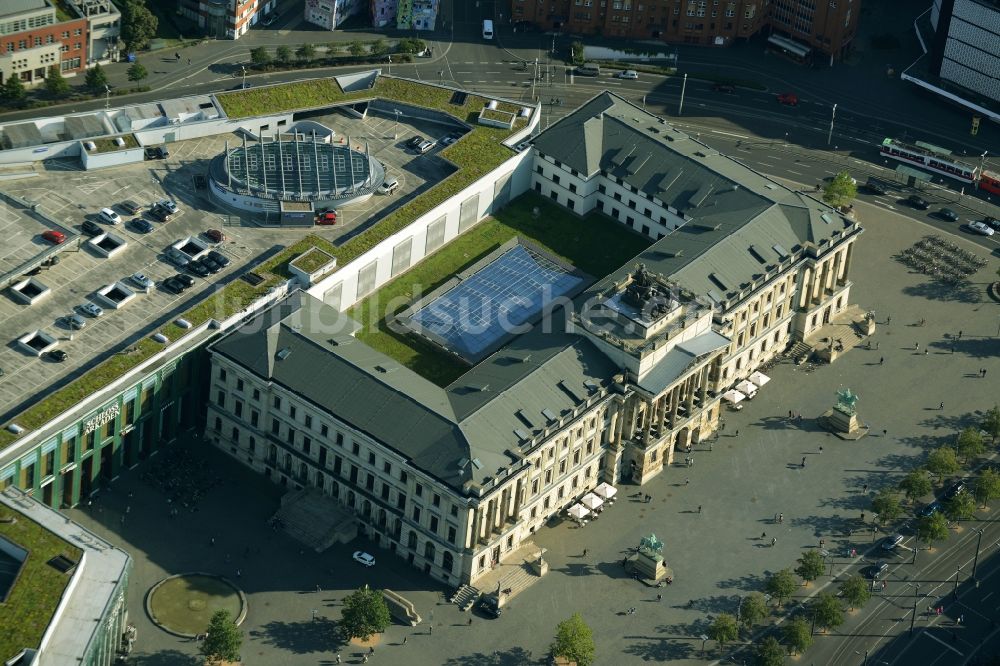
349, 193, 652, 386
0, 510, 82, 660
90, 134, 139, 153
0, 235, 336, 448
290, 247, 336, 274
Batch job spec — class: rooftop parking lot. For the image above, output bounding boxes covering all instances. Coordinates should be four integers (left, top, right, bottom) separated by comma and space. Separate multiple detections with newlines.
0, 109, 475, 422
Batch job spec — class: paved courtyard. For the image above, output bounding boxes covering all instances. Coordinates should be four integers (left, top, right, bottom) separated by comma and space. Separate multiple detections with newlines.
67, 199, 999, 665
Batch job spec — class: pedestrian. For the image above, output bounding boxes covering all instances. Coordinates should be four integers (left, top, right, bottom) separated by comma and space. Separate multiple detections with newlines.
924, 349, 929, 356
685, 477, 690, 486
736, 430, 740, 437
698, 505, 702, 514
801, 457, 806, 468
362, 655, 368, 664
819, 538, 825, 548
860, 512, 865, 522
370, 646, 375, 655
761, 532, 767, 539
819, 446, 823, 454
778, 513, 783, 523
316, 584, 321, 592
958, 330, 963, 339
210, 537, 215, 546
771, 537, 777, 547
687, 457, 693, 467
862, 484, 869, 494
336, 654, 341, 664
656, 593, 662, 602
236, 568, 241, 578
468, 617, 473, 626
126, 505, 130, 514
886, 315, 891, 325
583, 548, 588, 557
720, 421, 726, 431
959, 614, 964, 624
429, 625, 433, 635
883, 429, 888, 437
939, 401, 944, 410
120, 515, 125, 527
879, 356, 884, 365
881, 580, 887, 591
403, 636, 408, 645
915, 342, 919, 351
876, 341, 880, 350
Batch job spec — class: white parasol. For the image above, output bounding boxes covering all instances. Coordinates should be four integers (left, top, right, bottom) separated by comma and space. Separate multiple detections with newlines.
736, 380, 758, 396
594, 482, 618, 499
567, 503, 590, 520
723, 389, 747, 404
580, 493, 604, 511
749, 371, 771, 387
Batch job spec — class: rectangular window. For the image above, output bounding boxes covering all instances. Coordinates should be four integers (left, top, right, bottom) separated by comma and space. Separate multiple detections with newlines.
289, 405, 297, 419
234, 401, 243, 418
429, 515, 439, 533
448, 526, 457, 544
412, 506, 421, 522
216, 391, 225, 407
219, 368, 227, 381
304, 414, 312, 428
250, 410, 259, 427
321, 424, 329, 437
252, 388, 260, 401
415, 483, 423, 497
273, 396, 281, 409
236, 379, 244, 392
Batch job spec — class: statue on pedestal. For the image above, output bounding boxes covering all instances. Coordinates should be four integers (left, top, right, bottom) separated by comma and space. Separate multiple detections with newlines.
834, 387, 859, 416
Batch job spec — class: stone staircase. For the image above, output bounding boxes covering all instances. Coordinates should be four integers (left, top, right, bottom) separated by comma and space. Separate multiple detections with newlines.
499, 563, 536, 600
449, 584, 480, 611
786, 340, 813, 364
273, 488, 359, 553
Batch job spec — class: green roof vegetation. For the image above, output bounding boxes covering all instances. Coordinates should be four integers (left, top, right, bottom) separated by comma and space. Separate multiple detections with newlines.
90, 134, 139, 153
0, 235, 337, 448
0, 509, 82, 660
290, 247, 336, 275
348, 193, 653, 386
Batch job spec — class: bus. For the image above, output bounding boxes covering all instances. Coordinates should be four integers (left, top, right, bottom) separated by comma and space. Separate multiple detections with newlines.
482, 19, 494, 40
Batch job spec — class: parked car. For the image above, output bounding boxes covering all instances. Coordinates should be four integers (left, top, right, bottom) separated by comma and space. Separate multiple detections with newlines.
130, 273, 154, 290
60, 314, 86, 330
917, 501, 943, 517
204, 229, 225, 243
777, 92, 799, 106
187, 259, 211, 278
80, 303, 104, 318
162, 276, 186, 294
864, 179, 888, 195
907, 194, 930, 210
377, 176, 399, 195
42, 230, 66, 244
120, 200, 143, 215
440, 134, 459, 146
943, 480, 966, 500
712, 83, 736, 94
417, 140, 436, 154
316, 209, 338, 225
966, 220, 996, 236
982, 216, 1000, 231
938, 208, 959, 222
98, 207, 121, 225
144, 146, 168, 160
867, 561, 889, 580
405, 135, 425, 149
148, 206, 171, 222
200, 255, 223, 273
175, 273, 195, 288
81, 219, 103, 236
156, 199, 178, 214
130, 218, 154, 234
165, 248, 189, 267
477, 594, 503, 618
352, 551, 375, 567
880, 534, 905, 551
616, 69, 639, 79
45, 350, 68, 362
261, 12, 278, 25
207, 250, 230, 268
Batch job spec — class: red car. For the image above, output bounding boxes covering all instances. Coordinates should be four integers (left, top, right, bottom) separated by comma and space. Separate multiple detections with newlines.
42, 230, 66, 244
205, 229, 226, 242
777, 92, 798, 106
316, 209, 337, 225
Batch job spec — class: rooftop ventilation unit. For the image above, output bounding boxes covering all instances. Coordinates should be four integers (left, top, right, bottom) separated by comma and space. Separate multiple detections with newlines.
276, 347, 292, 360
541, 408, 558, 423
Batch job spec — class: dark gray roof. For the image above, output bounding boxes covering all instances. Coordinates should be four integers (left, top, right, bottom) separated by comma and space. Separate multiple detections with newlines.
211, 293, 615, 494
0, 0, 48, 19
634, 330, 730, 395
538, 92, 858, 308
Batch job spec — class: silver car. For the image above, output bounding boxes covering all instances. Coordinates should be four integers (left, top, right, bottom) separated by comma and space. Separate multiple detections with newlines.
967, 221, 995, 236
80, 303, 104, 318
130, 272, 154, 290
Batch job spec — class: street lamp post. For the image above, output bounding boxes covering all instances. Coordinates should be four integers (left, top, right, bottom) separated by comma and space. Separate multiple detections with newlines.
104, 85, 111, 110
392, 109, 401, 140
909, 583, 920, 634
953, 566, 962, 597
241, 65, 247, 90
972, 529, 985, 581
678, 73, 688, 115
827, 103, 837, 146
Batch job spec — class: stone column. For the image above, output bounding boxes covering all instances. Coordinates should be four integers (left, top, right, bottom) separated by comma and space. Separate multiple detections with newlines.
685, 374, 696, 415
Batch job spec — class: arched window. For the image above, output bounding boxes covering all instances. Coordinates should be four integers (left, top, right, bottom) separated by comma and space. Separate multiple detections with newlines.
407, 531, 418, 550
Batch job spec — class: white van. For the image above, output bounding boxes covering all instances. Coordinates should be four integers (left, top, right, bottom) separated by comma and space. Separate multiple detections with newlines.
483, 19, 494, 40
377, 176, 399, 195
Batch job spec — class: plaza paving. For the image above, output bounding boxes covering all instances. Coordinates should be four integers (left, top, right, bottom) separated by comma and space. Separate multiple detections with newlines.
66, 200, 998, 665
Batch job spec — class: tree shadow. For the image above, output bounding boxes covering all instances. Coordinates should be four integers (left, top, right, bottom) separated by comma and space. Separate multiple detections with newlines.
252, 617, 343, 655
901, 279, 983, 304
130, 649, 201, 665
715, 574, 765, 592
915, 410, 987, 432
682, 594, 742, 615
622, 632, 698, 662
442, 646, 537, 665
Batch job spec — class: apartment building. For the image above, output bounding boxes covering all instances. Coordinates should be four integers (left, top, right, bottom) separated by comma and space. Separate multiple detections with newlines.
63, 0, 119, 64
305, 0, 365, 30
0, 0, 88, 85
512, 0, 860, 63
177, 0, 277, 40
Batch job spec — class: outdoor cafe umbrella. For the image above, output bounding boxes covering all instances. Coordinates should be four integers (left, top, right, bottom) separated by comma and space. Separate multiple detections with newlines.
594, 482, 618, 500
736, 380, 758, 397
723, 389, 746, 404
567, 503, 590, 521
580, 493, 604, 511
749, 371, 771, 388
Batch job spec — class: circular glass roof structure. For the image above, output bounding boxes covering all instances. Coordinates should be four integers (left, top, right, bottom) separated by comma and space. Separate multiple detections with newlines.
215, 135, 384, 202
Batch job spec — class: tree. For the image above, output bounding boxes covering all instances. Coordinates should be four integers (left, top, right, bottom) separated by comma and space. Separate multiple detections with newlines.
926, 447, 960, 483
275, 45, 292, 65
127, 61, 148, 81
295, 43, 316, 61
2, 75, 26, 104
339, 585, 391, 641
765, 568, 798, 606
982, 405, 1000, 444
916, 511, 950, 549
397, 37, 426, 53
944, 491, 976, 522
707, 613, 740, 650
754, 636, 786, 666
369, 38, 388, 56
739, 592, 768, 630
120, 0, 158, 52
550, 613, 595, 666
326, 42, 341, 55
782, 617, 813, 656
975, 468, 1000, 509
199, 609, 242, 663
871, 488, 902, 523
795, 550, 825, 585
810, 592, 844, 632
348, 40, 366, 57
249, 46, 272, 66
899, 469, 932, 503
84, 63, 108, 91
822, 171, 857, 209
838, 574, 871, 610
955, 427, 986, 463
43, 65, 70, 98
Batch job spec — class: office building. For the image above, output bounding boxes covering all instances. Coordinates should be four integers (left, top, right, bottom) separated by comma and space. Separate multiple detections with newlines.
0, 0, 89, 85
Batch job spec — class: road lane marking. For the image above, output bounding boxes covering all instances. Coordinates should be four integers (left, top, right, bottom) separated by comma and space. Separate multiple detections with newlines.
712, 130, 750, 139
922, 631, 964, 656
